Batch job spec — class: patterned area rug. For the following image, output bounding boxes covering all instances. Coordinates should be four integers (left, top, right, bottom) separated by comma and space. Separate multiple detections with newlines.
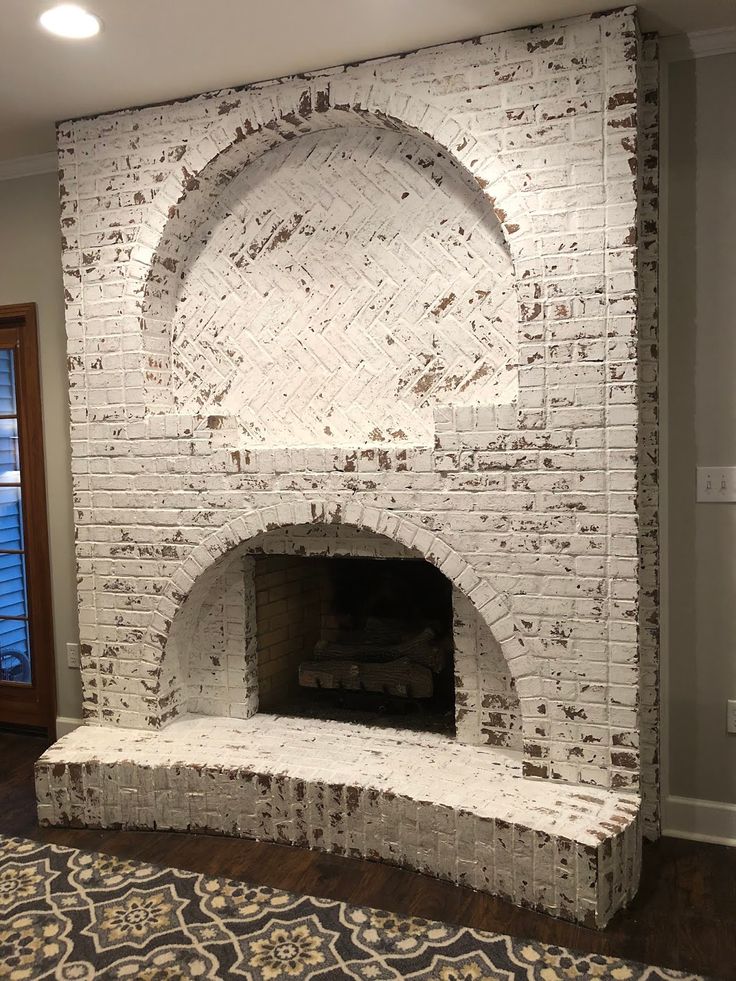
0, 835, 703, 980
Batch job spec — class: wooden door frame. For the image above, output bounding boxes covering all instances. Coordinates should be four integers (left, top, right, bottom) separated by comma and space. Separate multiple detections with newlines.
0, 303, 56, 736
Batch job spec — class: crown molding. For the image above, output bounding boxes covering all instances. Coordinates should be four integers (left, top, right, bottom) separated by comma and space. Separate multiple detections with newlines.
660, 25, 736, 63
0, 151, 57, 182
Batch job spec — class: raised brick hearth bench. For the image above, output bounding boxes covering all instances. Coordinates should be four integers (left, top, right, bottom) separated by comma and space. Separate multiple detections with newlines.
37, 716, 640, 927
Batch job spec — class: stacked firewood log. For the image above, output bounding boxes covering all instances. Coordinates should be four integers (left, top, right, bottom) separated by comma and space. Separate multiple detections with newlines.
298, 618, 450, 699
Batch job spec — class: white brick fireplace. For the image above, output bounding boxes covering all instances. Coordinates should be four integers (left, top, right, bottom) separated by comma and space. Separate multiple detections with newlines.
37, 6, 660, 928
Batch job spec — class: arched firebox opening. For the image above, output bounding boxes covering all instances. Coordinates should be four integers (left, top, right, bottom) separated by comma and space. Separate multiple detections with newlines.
163, 522, 521, 751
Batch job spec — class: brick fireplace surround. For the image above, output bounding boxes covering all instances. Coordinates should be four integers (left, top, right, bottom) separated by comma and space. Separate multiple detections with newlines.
37, 6, 660, 928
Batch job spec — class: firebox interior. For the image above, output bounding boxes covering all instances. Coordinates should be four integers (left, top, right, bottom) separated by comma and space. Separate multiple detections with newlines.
254, 553, 455, 734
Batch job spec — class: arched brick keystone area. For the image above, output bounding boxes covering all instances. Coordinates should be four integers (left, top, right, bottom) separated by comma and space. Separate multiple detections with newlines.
47, 7, 659, 923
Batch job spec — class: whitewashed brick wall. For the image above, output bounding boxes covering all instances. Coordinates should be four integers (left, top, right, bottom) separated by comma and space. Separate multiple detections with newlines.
57, 7, 659, 835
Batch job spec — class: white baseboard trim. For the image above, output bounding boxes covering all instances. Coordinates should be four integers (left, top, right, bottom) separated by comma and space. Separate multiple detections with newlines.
55, 716, 84, 738
662, 795, 736, 846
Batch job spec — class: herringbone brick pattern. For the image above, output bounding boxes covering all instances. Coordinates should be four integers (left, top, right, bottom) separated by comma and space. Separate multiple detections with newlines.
171, 129, 517, 445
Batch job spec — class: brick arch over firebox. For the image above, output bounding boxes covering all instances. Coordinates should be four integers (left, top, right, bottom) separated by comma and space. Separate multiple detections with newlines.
144, 500, 543, 767
128, 81, 543, 416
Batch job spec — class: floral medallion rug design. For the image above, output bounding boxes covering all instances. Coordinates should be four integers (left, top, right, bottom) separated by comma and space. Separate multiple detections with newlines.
0, 835, 704, 981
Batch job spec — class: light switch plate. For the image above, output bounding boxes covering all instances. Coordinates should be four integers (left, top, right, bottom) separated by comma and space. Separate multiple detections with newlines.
697, 467, 736, 502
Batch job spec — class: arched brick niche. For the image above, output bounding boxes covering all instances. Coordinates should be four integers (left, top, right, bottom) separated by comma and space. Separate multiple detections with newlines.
167, 127, 519, 446
132, 90, 541, 425
148, 504, 536, 746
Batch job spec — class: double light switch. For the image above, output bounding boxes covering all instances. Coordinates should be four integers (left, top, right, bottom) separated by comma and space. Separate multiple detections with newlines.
697, 467, 736, 502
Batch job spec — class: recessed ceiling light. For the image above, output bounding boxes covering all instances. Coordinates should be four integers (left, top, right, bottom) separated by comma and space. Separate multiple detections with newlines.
39, 4, 101, 39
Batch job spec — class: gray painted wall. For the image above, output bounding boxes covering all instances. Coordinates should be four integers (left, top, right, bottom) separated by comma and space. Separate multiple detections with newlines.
668, 51, 736, 806
0, 173, 81, 724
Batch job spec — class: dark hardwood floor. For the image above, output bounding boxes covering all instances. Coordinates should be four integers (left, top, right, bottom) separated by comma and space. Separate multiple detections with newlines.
2, 731, 734, 979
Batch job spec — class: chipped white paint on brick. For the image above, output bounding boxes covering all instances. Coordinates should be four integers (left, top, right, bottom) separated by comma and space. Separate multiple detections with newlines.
43, 5, 660, 923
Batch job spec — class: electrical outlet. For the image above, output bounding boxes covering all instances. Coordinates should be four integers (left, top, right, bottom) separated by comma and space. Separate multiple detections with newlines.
728, 700, 736, 735
66, 643, 80, 669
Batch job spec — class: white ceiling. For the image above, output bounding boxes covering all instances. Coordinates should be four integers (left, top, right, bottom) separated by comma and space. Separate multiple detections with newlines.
1, 0, 734, 161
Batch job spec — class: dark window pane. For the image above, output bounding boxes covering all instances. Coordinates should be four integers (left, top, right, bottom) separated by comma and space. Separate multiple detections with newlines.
0, 350, 31, 685
0, 617, 30, 684
0, 551, 27, 618
0, 486, 23, 551
0, 418, 19, 479
0, 350, 16, 416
